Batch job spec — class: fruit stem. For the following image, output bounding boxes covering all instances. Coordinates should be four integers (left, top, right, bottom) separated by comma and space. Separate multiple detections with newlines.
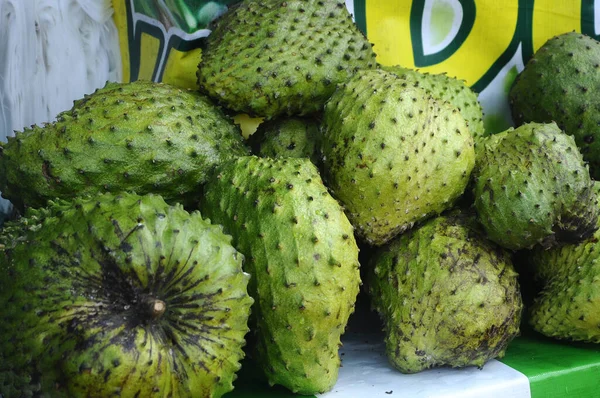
145, 297, 166, 320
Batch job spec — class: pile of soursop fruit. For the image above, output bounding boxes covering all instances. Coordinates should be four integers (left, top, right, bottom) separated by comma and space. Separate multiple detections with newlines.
1, 0, 600, 396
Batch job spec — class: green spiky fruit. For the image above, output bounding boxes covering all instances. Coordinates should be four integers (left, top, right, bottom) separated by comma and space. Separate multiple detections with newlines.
368, 211, 522, 374
0, 204, 56, 253
197, 0, 377, 119
528, 182, 600, 342
0, 80, 249, 210
473, 122, 598, 251
0, 193, 253, 397
509, 32, 600, 178
248, 117, 321, 164
200, 156, 360, 394
383, 65, 486, 141
321, 69, 475, 246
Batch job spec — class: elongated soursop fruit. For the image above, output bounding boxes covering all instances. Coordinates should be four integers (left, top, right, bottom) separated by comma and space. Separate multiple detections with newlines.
0, 80, 249, 210
200, 156, 361, 394
472, 122, 598, 251
321, 69, 475, 246
368, 211, 523, 373
382, 65, 486, 141
0, 193, 253, 397
248, 116, 321, 164
510, 32, 600, 178
197, 0, 377, 119
528, 183, 600, 342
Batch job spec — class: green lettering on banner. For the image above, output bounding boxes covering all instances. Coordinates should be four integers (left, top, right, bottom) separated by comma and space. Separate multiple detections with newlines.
581, 0, 597, 40
472, 0, 533, 93
410, 0, 476, 68
353, 0, 368, 35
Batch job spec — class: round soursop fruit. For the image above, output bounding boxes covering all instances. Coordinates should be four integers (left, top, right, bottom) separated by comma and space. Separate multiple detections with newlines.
200, 156, 360, 395
382, 65, 486, 141
368, 211, 523, 373
321, 68, 475, 246
510, 32, 600, 179
472, 122, 598, 251
247, 116, 321, 164
0, 80, 249, 210
197, 0, 377, 119
0, 193, 253, 397
528, 183, 600, 343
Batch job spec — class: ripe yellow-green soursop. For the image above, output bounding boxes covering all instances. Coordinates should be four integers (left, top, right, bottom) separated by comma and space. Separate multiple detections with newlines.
510, 32, 600, 178
382, 65, 486, 141
0, 193, 253, 397
472, 122, 598, 250
197, 0, 377, 119
0, 80, 249, 210
200, 156, 361, 394
528, 182, 600, 343
321, 69, 475, 246
248, 116, 321, 164
368, 211, 523, 373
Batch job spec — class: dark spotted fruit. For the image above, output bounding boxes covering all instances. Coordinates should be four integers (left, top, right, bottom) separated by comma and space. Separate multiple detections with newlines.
0, 193, 253, 397
368, 211, 522, 373
510, 32, 600, 178
321, 69, 475, 246
472, 122, 598, 251
0, 80, 249, 210
248, 116, 321, 165
201, 156, 360, 395
197, 0, 377, 119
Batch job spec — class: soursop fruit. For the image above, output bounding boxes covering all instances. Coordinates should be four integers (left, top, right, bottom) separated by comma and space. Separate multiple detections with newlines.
0, 203, 56, 252
383, 65, 486, 141
321, 69, 475, 246
0, 80, 249, 210
528, 182, 600, 343
0, 193, 253, 397
510, 32, 600, 178
197, 0, 377, 119
368, 211, 523, 373
472, 122, 598, 251
200, 156, 361, 394
248, 116, 321, 164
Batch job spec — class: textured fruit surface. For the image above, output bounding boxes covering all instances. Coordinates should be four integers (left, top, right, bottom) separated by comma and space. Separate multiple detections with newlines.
383, 65, 486, 141
200, 156, 360, 394
368, 211, 522, 373
321, 69, 475, 246
248, 117, 321, 164
529, 182, 600, 343
0, 193, 253, 397
197, 0, 377, 119
0, 80, 249, 210
473, 122, 598, 251
510, 32, 600, 178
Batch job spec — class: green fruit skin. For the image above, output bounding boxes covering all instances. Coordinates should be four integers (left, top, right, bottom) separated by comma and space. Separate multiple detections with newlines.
197, 0, 377, 119
473, 122, 598, 251
0, 80, 249, 210
248, 117, 321, 165
382, 65, 486, 141
200, 156, 361, 395
529, 182, 600, 343
509, 32, 600, 178
321, 69, 475, 246
0, 193, 253, 397
368, 211, 523, 373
